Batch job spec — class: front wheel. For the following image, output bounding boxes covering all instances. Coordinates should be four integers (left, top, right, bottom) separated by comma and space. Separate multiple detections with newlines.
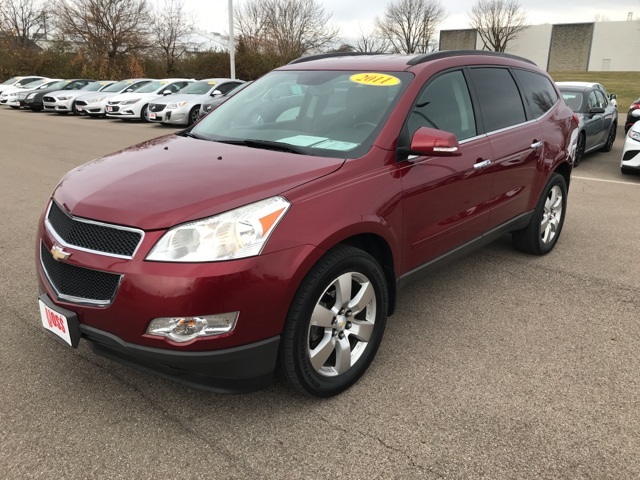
279, 245, 388, 397
512, 173, 568, 255
574, 132, 585, 167
188, 106, 200, 126
140, 104, 150, 122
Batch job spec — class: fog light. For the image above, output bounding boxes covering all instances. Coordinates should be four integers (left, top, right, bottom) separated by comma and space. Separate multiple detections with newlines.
146, 312, 238, 343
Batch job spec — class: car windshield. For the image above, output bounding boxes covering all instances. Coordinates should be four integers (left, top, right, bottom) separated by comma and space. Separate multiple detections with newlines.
42, 80, 67, 90
179, 81, 214, 95
62, 81, 89, 90
192, 70, 411, 158
137, 81, 172, 93
81, 82, 108, 91
2, 76, 21, 85
560, 91, 583, 113
20, 79, 46, 88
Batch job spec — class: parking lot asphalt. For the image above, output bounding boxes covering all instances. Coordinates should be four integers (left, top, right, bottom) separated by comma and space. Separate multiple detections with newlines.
1, 108, 639, 479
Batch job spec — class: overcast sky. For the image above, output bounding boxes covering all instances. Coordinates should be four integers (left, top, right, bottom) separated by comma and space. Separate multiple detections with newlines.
186, 0, 640, 39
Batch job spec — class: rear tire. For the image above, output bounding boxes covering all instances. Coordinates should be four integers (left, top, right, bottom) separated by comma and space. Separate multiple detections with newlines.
512, 173, 567, 255
600, 123, 616, 152
279, 245, 388, 398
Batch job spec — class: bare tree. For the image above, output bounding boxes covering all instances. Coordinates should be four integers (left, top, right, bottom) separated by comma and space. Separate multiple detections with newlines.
53, 0, 150, 66
375, 0, 446, 54
0, 0, 47, 47
234, 0, 339, 60
150, 0, 195, 75
469, 0, 528, 52
352, 27, 391, 53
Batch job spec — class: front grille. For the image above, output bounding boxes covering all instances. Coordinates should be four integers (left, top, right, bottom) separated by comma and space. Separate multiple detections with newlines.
46, 201, 142, 258
149, 104, 166, 112
40, 242, 121, 305
43, 96, 54, 102
623, 150, 638, 161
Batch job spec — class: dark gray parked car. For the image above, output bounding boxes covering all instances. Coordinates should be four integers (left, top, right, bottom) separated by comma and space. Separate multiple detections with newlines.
557, 82, 618, 166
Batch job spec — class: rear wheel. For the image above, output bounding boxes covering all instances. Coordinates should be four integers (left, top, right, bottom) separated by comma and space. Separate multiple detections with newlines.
279, 245, 388, 397
600, 123, 616, 152
512, 173, 567, 255
574, 132, 585, 167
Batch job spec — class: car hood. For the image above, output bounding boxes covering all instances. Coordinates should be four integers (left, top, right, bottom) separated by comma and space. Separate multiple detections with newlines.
149, 93, 206, 106
110, 91, 163, 102
46, 89, 85, 99
53, 134, 346, 230
76, 91, 118, 101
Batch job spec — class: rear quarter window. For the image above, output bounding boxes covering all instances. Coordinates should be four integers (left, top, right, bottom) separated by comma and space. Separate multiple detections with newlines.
513, 69, 559, 119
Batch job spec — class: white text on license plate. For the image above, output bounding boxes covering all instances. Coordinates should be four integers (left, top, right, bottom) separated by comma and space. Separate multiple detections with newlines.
39, 300, 72, 346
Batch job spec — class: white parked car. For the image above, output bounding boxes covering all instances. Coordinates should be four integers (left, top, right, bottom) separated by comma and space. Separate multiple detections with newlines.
5, 79, 66, 109
0, 75, 46, 95
106, 78, 193, 121
621, 111, 640, 174
0, 77, 50, 102
147, 78, 245, 126
43, 81, 115, 114
74, 79, 153, 117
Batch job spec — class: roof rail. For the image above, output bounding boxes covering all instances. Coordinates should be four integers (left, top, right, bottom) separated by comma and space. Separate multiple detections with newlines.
407, 50, 536, 66
288, 52, 384, 65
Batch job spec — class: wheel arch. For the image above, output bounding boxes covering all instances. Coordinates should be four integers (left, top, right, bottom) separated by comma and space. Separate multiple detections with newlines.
553, 161, 572, 191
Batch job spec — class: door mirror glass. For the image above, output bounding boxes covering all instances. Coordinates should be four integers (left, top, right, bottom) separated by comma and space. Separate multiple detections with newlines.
405, 127, 462, 157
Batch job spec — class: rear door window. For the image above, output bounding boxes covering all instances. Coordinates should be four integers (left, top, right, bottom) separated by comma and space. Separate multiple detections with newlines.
468, 68, 527, 132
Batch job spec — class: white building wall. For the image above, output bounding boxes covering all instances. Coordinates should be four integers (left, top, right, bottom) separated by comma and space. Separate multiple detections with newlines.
589, 21, 640, 71
504, 24, 554, 69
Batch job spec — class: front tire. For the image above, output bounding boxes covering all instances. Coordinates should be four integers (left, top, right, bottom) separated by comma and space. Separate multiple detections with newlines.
188, 106, 200, 126
574, 132, 585, 167
279, 245, 388, 397
513, 173, 567, 255
140, 104, 150, 122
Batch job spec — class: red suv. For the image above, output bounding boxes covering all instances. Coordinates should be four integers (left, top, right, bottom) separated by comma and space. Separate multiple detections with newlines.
37, 51, 577, 397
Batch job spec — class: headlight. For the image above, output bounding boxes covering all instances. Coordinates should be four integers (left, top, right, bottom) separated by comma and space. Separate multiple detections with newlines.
120, 98, 141, 105
17, 93, 26, 99
56, 95, 73, 100
27, 93, 36, 99
146, 196, 290, 262
629, 129, 640, 142
167, 101, 188, 109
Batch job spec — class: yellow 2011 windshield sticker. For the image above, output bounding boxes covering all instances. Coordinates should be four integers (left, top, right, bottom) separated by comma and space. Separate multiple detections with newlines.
350, 73, 400, 87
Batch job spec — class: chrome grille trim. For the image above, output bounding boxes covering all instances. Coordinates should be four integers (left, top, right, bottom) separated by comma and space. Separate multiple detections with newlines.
45, 200, 145, 260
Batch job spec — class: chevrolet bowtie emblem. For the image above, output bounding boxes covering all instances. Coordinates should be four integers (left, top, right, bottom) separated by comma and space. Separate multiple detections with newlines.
51, 245, 71, 262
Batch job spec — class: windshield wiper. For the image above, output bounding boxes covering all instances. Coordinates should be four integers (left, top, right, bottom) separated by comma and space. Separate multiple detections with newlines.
177, 130, 206, 140
216, 139, 309, 155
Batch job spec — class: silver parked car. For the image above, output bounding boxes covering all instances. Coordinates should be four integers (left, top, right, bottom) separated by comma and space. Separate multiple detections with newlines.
74, 79, 153, 117
43, 81, 114, 115
148, 78, 245, 126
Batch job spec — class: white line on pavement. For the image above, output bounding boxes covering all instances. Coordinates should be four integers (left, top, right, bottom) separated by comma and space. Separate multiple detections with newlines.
572, 175, 640, 186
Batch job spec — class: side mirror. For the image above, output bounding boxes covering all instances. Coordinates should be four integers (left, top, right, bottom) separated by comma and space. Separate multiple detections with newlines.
211, 90, 222, 96
589, 107, 605, 116
162, 90, 172, 95
401, 127, 462, 158
125, 88, 133, 92
631, 109, 640, 119
610, 94, 617, 100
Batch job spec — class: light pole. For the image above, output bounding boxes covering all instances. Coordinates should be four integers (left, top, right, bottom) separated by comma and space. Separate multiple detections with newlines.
228, 0, 236, 79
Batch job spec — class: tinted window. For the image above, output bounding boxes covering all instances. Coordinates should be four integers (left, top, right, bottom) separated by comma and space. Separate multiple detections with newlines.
407, 70, 476, 141
469, 68, 526, 132
513, 69, 558, 118
560, 90, 583, 113
594, 90, 607, 108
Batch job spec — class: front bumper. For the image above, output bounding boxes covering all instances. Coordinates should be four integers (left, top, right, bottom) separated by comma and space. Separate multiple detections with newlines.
106, 103, 142, 119
76, 100, 107, 115
43, 98, 73, 112
621, 137, 640, 170
36, 210, 321, 391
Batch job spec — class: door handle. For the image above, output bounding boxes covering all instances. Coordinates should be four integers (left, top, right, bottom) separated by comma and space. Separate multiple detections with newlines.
473, 159, 491, 170
531, 141, 544, 149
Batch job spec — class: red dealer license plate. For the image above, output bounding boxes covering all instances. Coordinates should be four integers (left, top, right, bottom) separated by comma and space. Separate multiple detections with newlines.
39, 297, 80, 347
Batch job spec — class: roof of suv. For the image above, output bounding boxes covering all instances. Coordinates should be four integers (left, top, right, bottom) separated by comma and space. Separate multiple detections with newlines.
283, 50, 536, 71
